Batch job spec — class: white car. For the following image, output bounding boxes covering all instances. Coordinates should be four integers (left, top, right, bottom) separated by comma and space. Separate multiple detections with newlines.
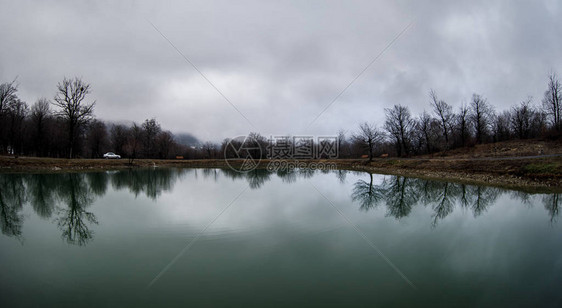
103, 152, 121, 159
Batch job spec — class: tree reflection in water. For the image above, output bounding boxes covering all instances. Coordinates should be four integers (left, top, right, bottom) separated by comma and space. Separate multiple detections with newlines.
110, 168, 186, 200
222, 168, 272, 189
55, 173, 98, 246
352, 173, 385, 211
384, 176, 419, 219
350, 172, 535, 226
0, 174, 26, 238
0, 169, 559, 245
276, 169, 298, 184
25, 174, 58, 218
544, 194, 560, 223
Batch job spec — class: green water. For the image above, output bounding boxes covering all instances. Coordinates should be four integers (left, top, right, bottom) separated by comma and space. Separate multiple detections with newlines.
0, 168, 561, 307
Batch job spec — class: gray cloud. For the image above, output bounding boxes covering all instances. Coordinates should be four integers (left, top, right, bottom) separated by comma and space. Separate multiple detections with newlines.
1, 0, 561, 142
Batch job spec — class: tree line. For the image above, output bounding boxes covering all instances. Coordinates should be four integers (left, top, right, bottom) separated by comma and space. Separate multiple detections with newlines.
0, 77, 216, 160
346, 72, 561, 160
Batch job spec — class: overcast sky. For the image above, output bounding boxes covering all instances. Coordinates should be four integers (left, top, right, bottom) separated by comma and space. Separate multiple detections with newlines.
1, 0, 561, 142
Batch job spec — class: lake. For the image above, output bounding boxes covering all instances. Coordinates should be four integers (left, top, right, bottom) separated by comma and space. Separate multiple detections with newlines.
0, 168, 561, 307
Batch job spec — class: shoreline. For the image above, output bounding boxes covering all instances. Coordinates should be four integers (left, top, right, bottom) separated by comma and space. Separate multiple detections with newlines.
0, 156, 560, 193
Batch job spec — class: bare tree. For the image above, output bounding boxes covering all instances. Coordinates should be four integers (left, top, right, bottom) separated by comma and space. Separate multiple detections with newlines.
85, 120, 108, 158
384, 105, 414, 156
416, 111, 437, 153
0, 80, 18, 115
141, 118, 161, 158
352, 122, 383, 161
52, 77, 95, 158
530, 109, 547, 137
493, 110, 511, 142
6, 98, 28, 155
222, 137, 239, 159
156, 131, 175, 159
0, 80, 19, 153
511, 98, 535, 139
542, 73, 561, 131
202, 141, 218, 159
337, 129, 351, 158
30, 98, 51, 156
429, 89, 453, 147
470, 94, 494, 144
124, 123, 142, 165
110, 124, 128, 155
247, 132, 268, 159
456, 103, 471, 146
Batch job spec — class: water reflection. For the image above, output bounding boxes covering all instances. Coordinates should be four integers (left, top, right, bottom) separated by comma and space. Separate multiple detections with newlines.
111, 168, 184, 199
0, 168, 559, 245
348, 173, 557, 226
351, 173, 384, 211
55, 173, 98, 246
0, 169, 188, 245
0, 174, 25, 238
544, 194, 561, 222
352, 172, 557, 225
222, 169, 272, 189
26, 174, 58, 218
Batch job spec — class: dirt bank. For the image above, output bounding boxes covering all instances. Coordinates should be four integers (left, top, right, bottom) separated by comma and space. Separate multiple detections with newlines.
1, 155, 560, 192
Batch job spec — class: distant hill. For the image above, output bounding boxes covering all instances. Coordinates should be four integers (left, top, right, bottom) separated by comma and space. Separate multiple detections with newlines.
174, 133, 201, 147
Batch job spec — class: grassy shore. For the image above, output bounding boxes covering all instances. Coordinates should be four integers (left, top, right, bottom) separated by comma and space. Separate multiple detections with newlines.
1, 154, 560, 192
342, 157, 561, 192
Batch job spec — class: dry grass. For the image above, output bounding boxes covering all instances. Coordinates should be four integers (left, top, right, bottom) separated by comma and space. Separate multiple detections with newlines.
420, 139, 562, 159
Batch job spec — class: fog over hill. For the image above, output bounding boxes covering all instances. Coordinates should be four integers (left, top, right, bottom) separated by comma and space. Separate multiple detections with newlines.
173, 133, 201, 147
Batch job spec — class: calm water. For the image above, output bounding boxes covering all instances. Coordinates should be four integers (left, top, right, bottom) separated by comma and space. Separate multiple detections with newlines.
0, 168, 561, 307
